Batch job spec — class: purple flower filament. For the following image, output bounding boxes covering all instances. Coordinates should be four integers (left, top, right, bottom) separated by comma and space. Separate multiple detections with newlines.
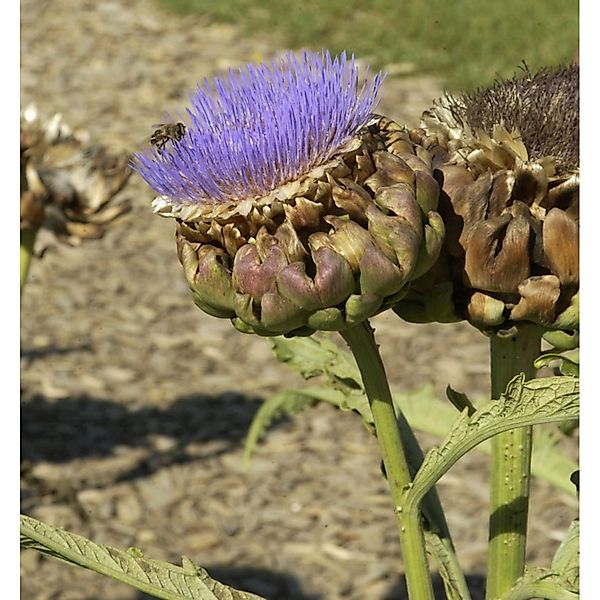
135, 50, 384, 206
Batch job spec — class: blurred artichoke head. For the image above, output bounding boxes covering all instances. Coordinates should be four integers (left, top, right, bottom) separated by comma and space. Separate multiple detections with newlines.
20, 104, 132, 245
396, 64, 579, 337
136, 51, 445, 336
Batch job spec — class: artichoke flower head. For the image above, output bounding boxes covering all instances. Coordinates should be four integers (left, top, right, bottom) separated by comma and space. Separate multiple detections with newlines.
136, 50, 445, 336
396, 64, 579, 338
21, 105, 132, 245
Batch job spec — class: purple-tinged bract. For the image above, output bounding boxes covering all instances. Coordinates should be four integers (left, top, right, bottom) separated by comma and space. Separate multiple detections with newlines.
135, 50, 384, 206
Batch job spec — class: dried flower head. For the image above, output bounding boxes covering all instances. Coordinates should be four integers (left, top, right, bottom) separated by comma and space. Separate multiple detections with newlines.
452, 64, 579, 172
397, 64, 579, 339
137, 51, 445, 336
21, 105, 132, 245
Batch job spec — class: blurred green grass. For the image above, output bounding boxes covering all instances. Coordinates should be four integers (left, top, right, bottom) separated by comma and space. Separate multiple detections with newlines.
158, 0, 577, 90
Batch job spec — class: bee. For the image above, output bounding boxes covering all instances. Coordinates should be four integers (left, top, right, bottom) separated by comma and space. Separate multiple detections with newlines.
149, 122, 186, 153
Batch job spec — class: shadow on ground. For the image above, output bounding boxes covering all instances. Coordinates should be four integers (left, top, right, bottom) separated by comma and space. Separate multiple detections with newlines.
21, 388, 282, 488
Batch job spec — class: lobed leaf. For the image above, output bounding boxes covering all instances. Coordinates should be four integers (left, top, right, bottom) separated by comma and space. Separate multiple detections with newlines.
424, 531, 472, 600
271, 335, 363, 391
20, 515, 266, 600
534, 349, 579, 377
246, 376, 578, 494
243, 387, 341, 468
497, 567, 578, 600
406, 374, 579, 510
551, 519, 579, 591
394, 388, 578, 495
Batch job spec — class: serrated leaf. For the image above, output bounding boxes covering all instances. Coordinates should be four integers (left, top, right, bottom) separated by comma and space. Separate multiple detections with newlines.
272, 336, 577, 492
424, 531, 472, 600
396, 390, 577, 496
245, 381, 578, 495
497, 567, 579, 600
20, 515, 265, 600
271, 335, 362, 391
534, 349, 579, 377
406, 375, 579, 509
552, 519, 579, 590
243, 389, 323, 468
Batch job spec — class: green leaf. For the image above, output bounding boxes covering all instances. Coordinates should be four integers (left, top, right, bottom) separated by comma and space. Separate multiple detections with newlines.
496, 523, 579, 600
20, 515, 266, 600
271, 335, 362, 391
405, 375, 579, 510
445, 386, 477, 416
542, 329, 579, 352
424, 531, 472, 600
243, 389, 323, 468
242, 386, 375, 467
529, 428, 579, 495
497, 568, 578, 600
552, 519, 579, 590
396, 389, 578, 496
267, 336, 577, 494
246, 377, 578, 495
534, 349, 579, 377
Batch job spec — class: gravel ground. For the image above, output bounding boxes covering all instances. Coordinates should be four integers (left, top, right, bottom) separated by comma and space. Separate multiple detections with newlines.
20, 1, 578, 598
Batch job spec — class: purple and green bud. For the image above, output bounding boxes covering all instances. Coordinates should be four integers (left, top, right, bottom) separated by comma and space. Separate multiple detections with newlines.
136, 51, 444, 336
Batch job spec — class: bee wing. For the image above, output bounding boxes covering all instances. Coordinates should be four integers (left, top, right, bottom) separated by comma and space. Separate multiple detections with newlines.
141, 132, 156, 146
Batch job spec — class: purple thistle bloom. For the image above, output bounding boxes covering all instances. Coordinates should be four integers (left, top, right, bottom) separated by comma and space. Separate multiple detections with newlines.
135, 50, 384, 206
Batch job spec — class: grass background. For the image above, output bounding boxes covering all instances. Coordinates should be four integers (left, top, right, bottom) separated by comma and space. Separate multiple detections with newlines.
158, 0, 578, 91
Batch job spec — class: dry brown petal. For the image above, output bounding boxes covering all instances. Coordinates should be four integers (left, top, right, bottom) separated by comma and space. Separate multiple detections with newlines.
464, 212, 530, 293
543, 208, 579, 285
467, 292, 506, 326
487, 170, 515, 218
510, 275, 561, 324
544, 175, 579, 219
511, 160, 548, 206
434, 164, 476, 257
283, 196, 324, 231
451, 172, 493, 250
20, 190, 46, 230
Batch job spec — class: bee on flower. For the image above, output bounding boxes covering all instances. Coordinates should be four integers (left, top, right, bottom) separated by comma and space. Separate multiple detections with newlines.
135, 50, 445, 336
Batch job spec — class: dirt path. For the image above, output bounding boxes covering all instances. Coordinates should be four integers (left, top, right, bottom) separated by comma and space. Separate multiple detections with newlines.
21, 1, 577, 598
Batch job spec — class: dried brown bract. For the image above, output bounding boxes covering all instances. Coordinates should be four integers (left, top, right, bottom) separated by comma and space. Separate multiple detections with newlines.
395, 64, 579, 335
20, 105, 132, 246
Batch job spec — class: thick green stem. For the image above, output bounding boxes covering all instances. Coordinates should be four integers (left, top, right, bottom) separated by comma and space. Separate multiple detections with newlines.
486, 327, 541, 599
21, 228, 39, 295
342, 322, 434, 600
